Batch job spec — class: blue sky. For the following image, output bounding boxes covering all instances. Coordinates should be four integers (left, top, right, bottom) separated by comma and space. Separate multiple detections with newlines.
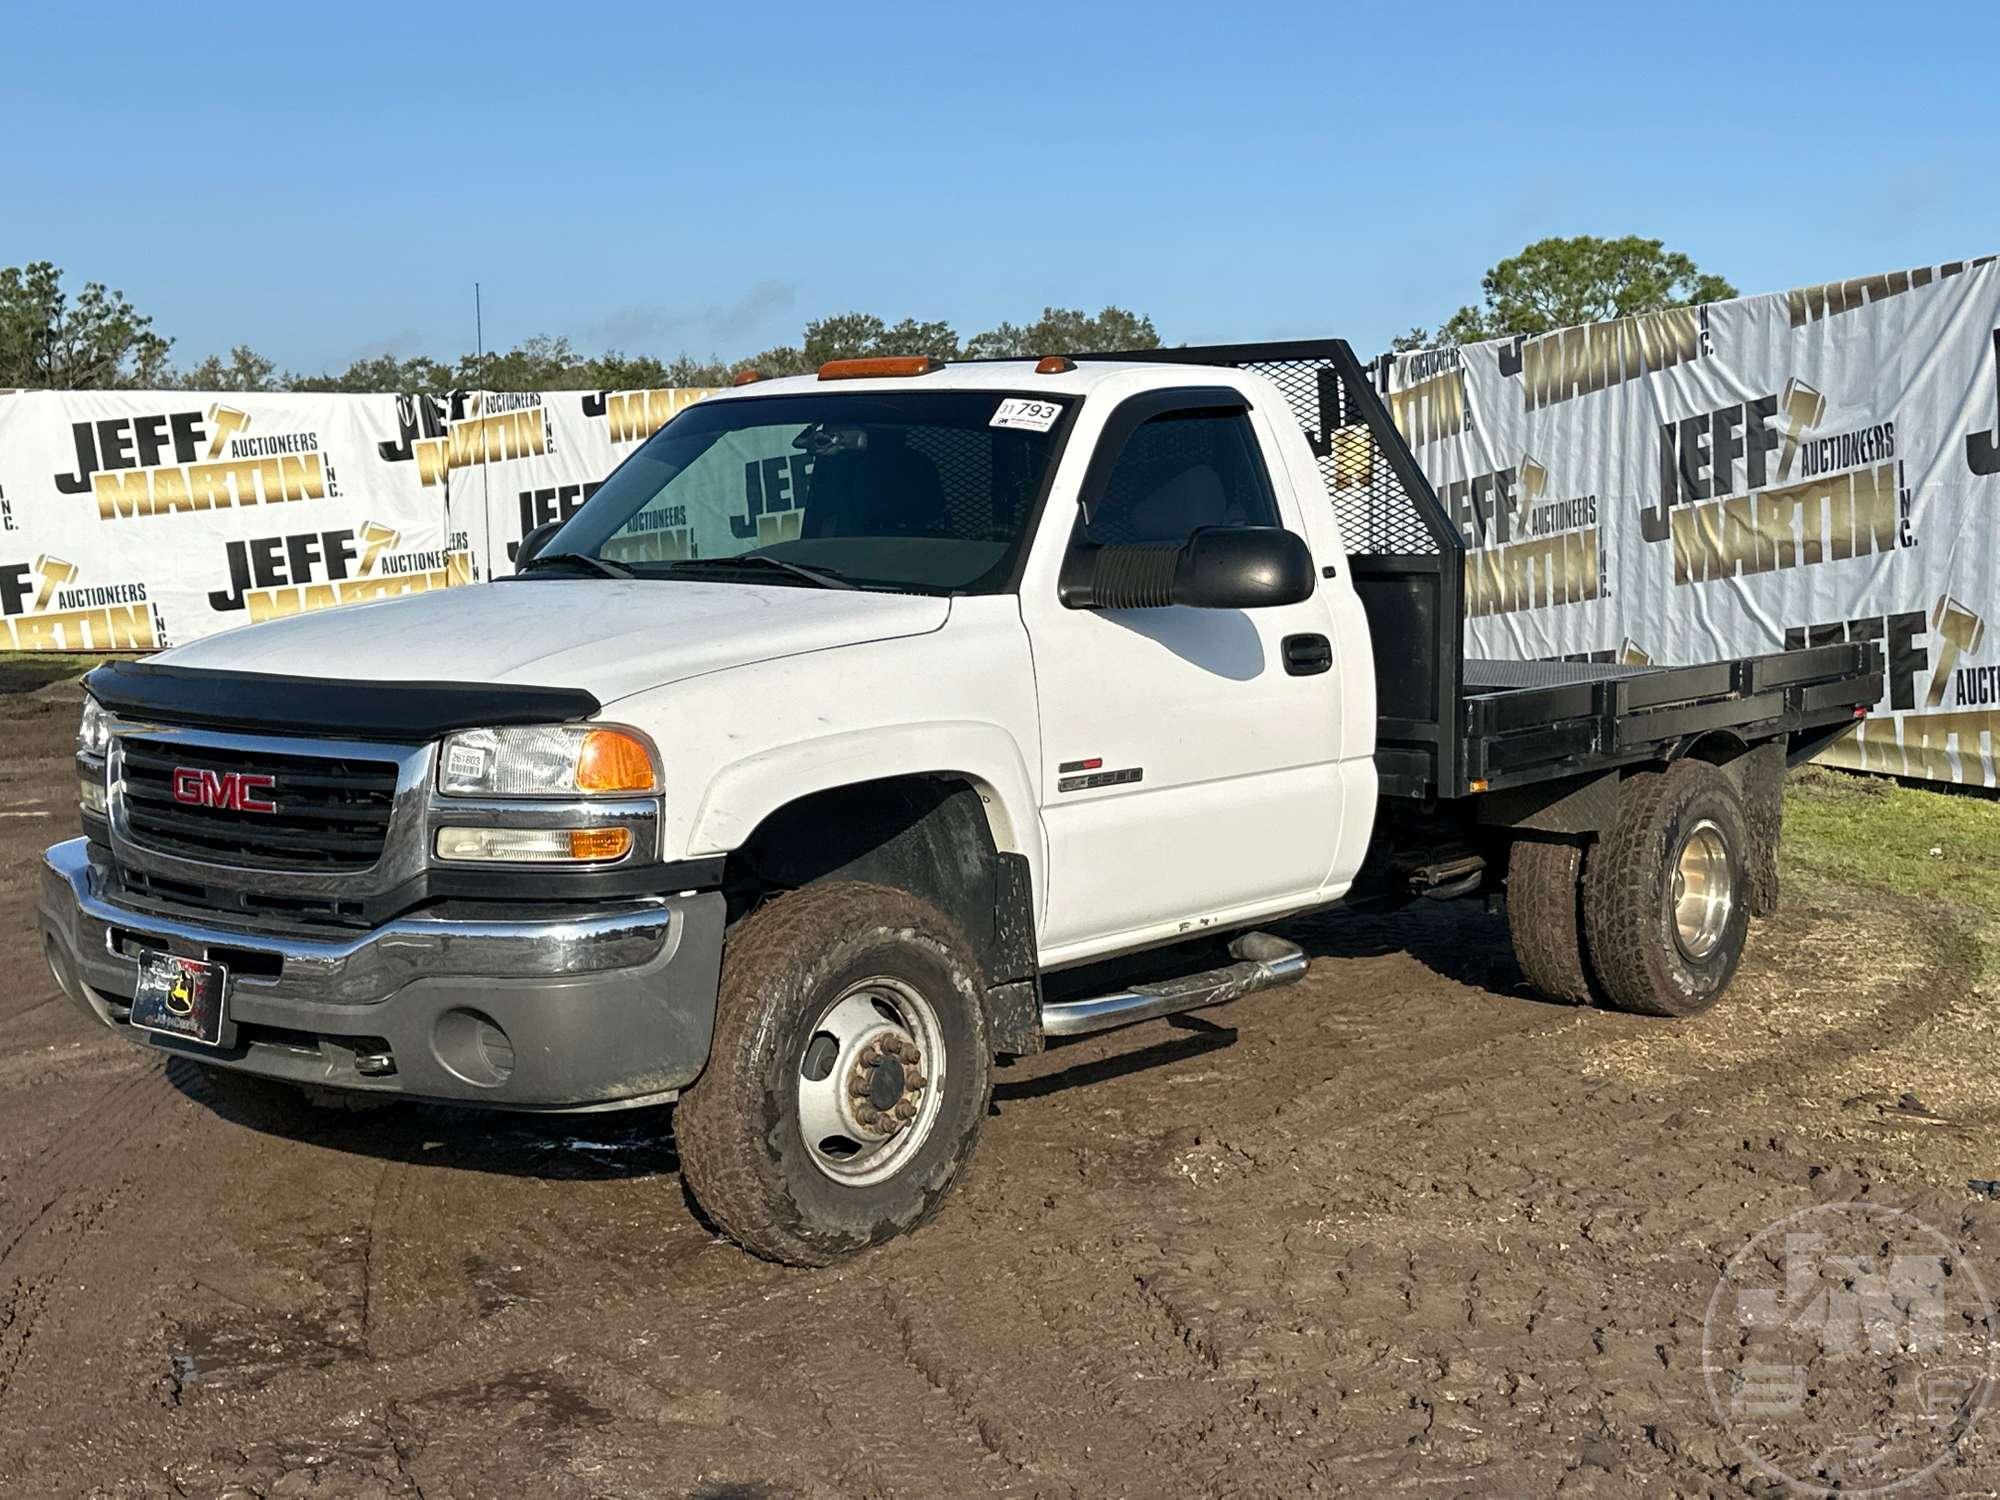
5, 0, 1995, 373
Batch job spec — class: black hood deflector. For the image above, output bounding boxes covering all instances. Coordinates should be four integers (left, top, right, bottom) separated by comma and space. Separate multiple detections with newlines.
84, 661, 602, 743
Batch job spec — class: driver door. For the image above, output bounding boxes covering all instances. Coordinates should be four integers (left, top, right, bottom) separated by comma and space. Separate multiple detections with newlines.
1022, 392, 1347, 961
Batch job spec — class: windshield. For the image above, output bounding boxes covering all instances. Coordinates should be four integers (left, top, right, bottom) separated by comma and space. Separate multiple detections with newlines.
537, 389, 1075, 594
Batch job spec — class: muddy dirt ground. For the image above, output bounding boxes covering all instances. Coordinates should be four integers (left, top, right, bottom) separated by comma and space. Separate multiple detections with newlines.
6, 672, 2000, 1499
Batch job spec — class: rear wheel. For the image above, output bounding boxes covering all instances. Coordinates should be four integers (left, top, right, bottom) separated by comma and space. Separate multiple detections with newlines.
675, 881, 992, 1265
1506, 838, 1595, 1004
1582, 761, 1751, 1017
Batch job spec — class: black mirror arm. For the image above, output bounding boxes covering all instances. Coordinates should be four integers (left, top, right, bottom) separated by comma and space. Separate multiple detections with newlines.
1059, 542, 1181, 609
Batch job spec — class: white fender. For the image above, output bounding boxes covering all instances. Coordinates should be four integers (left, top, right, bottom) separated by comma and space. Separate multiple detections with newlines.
686, 719, 1046, 912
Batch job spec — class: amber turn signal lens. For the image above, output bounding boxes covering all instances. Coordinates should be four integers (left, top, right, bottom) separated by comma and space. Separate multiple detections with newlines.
568, 827, 634, 860
575, 729, 656, 793
817, 356, 942, 381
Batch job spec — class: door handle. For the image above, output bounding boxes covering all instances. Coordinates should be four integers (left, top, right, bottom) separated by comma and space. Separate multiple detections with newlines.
1282, 633, 1333, 676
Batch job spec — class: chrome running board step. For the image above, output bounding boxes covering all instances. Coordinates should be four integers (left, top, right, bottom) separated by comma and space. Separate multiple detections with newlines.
1040, 932, 1309, 1039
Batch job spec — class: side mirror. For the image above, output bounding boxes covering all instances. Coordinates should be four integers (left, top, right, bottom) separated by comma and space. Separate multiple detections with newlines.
515, 519, 564, 569
1059, 527, 1316, 610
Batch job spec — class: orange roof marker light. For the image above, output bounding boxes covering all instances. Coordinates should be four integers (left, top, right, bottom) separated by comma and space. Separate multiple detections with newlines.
817, 356, 943, 381
731, 368, 766, 386
1035, 356, 1076, 374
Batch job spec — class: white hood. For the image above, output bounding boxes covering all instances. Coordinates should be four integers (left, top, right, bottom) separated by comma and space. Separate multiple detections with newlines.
153, 579, 951, 704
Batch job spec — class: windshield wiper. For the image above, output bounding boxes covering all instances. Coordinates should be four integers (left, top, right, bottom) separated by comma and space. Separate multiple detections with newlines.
517, 551, 636, 581
665, 555, 858, 590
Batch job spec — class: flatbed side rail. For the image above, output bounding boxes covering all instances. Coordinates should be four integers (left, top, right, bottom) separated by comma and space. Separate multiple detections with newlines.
1462, 640, 1883, 789
1085, 340, 1468, 800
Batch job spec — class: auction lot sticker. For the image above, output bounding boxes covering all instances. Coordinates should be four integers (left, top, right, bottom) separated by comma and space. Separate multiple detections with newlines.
1703, 1202, 1996, 1494
990, 398, 1063, 432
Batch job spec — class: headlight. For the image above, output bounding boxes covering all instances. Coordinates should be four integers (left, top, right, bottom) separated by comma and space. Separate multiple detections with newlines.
77, 696, 112, 824
437, 725, 658, 798
77, 695, 113, 757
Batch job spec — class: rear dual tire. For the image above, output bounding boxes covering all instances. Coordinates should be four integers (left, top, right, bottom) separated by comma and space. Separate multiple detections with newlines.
1507, 759, 1752, 1018
1583, 760, 1752, 1017
1506, 838, 1593, 1005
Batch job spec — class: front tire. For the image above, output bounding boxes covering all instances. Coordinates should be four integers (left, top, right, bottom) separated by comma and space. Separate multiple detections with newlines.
1582, 761, 1751, 1017
675, 881, 992, 1265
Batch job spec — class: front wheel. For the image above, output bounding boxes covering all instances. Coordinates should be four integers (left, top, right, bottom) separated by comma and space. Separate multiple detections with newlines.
1582, 760, 1752, 1017
674, 881, 992, 1265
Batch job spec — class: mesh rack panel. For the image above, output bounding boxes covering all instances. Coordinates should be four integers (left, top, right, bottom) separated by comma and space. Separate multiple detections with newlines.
1236, 355, 1443, 557
1080, 341, 1457, 559
903, 425, 1060, 542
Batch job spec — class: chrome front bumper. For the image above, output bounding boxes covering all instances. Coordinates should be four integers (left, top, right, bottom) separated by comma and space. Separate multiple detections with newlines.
38, 838, 727, 1110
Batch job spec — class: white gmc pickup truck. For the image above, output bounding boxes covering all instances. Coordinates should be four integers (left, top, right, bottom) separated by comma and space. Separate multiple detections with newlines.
40, 341, 1876, 1263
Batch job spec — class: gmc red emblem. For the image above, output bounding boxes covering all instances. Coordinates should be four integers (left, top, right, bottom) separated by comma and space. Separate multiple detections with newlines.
171, 767, 278, 814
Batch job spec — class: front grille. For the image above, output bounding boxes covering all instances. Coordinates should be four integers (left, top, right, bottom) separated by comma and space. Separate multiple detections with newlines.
119, 738, 400, 872
115, 866, 374, 930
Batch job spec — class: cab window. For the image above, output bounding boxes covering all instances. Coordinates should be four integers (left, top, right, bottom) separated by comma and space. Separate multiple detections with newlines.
1081, 409, 1281, 546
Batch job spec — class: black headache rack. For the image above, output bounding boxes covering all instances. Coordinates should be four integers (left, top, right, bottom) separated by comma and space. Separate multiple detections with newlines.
1085, 339, 1468, 798
1085, 339, 1881, 798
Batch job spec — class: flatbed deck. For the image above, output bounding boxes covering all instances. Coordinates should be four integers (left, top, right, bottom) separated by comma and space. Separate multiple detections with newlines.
1459, 641, 1877, 793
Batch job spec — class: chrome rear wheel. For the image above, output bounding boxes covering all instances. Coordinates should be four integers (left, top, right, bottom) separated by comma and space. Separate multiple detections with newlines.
1672, 819, 1735, 961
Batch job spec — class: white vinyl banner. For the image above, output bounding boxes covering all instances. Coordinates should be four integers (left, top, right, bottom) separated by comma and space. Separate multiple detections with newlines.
365, 386, 714, 579
1384, 255, 2000, 788
0, 386, 713, 652
5, 262, 1996, 791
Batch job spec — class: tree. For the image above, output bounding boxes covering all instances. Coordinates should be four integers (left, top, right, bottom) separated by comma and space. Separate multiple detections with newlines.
453, 333, 590, 391
727, 313, 968, 379
176, 344, 278, 392
0, 261, 172, 388
288, 351, 454, 393
0, 275, 1166, 392
1422, 236, 1736, 348
964, 306, 1159, 360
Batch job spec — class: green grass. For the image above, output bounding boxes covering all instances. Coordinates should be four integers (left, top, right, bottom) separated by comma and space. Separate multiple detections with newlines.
0, 651, 119, 696
1784, 765, 2000, 921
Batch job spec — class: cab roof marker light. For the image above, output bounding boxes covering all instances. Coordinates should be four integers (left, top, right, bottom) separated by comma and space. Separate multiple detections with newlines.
1035, 356, 1076, 374
817, 356, 943, 381
731, 368, 766, 386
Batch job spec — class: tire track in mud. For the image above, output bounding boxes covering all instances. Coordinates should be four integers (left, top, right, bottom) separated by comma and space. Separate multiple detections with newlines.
0, 1061, 184, 1263
84, 940, 1580, 1492
0, 1058, 195, 1420
5, 836, 1990, 1495
1162, 894, 1976, 1197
